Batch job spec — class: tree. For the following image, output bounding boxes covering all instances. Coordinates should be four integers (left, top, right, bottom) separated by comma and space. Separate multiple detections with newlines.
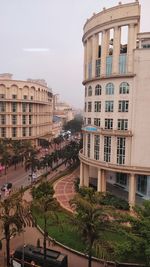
31, 182, 60, 266
25, 149, 39, 181
0, 190, 35, 267
0, 151, 11, 175
63, 117, 83, 134
70, 188, 115, 267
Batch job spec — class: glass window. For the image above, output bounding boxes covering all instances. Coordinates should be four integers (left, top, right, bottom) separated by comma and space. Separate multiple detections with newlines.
94, 118, 101, 127
12, 102, 17, 112
119, 82, 129, 94
87, 134, 91, 158
106, 56, 112, 76
88, 86, 92, 96
23, 95, 27, 99
118, 101, 129, 112
22, 127, 26, 137
95, 84, 101, 96
12, 94, 17, 99
29, 103, 32, 112
30, 96, 33, 100
105, 101, 114, 112
137, 175, 147, 195
29, 127, 32, 136
22, 103, 27, 112
87, 118, 91, 125
0, 102, 5, 112
0, 115, 6, 125
0, 94, 5, 99
118, 119, 128, 130
85, 87, 87, 97
106, 83, 114, 95
119, 54, 127, 74
94, 135, 100, 160
1, 127, 6, 137
22, 115, 26, 125
84, 102, 87, 112
94, 101, 101, 112
105, 119, 113, 130
88, 102, 92, 112
12, 115, 17, 125
29, 115, 32, 125
117, 137, 126, 165
104, 136, 111, 162
12, 127, 17, 137
116, 173, 127, 186
96, 59, 101, 77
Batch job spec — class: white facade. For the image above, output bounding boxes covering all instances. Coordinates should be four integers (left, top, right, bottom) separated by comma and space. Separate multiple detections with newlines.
79, 1, 150, 207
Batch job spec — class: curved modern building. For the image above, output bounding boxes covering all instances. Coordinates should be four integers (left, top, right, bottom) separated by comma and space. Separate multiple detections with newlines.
0, 73, 53, 145
79, 1, 150, 207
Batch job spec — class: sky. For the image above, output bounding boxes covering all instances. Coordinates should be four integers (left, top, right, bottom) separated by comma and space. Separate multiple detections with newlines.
0, 0, 150, 109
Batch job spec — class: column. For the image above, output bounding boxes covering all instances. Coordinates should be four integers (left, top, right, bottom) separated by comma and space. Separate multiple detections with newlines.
84, 41, 87, 80
101, 30, 109, 76
127, 24, 136, 73
80, 162, 84, 187
84, 164, 89, 187
86, 38, 91, 79
97, 168, 102, 192
128, 173, 136, 209
112, 26, 121, 74
92, 33, 99, 78
101, 169, 106, 192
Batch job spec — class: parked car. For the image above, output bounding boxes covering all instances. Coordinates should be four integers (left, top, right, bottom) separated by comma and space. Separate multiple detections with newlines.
1, 182, 12, 192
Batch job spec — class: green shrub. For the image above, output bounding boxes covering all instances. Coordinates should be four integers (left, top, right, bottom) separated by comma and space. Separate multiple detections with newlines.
99, 192, 129, 210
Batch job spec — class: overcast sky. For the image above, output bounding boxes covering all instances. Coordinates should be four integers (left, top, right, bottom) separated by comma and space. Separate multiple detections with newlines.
0, 0, 150, 109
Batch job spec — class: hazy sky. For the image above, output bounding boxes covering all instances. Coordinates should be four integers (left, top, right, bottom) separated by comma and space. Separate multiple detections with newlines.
0, 0, 150, 108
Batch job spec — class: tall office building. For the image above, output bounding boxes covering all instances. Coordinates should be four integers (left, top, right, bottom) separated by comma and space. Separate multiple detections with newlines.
79, 1, 150, 207
0, 73, 53, 145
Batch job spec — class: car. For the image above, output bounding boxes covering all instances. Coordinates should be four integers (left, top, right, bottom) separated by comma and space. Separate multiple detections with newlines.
1, 182, 12, 192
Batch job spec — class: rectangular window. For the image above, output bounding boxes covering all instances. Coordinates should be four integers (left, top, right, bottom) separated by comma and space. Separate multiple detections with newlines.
22, 103, 27, 112
87, 134, 91, 158
118, 119, 128, 130
30, 96, 33, 100
106, 56, 112, 76
29, 115, 32, 125
12, 127, 17, 137
119, 54, 127, 74
104, 136, 111, 162
118, 101, 129, 112
22, 127, 26, 137
117, 137, 126, 165
29, 127, 32, 136
0, 102, 5, 112
23, 95, 27, 100
22, 115, 26, 125
137, 175, 147, 195
105, 119, 113, 130
94, 118, 101, 127
88, 102, 92, 112
84, 102, 87, 112
1, 127, 6, 138
0, 94, 5, 99
116, 173, 127, 186
94, 135, 100, 160
12, 115, 17, 125
105, 101, 114, 112
94, 101, 101, 112
29, 103, 32, 112
85, 87, 87, 97
96, 59, 101, 77
0, 115, 6, 125
87, 118, 91, 125
12, 94, 17, 99
12, 102, 17, 112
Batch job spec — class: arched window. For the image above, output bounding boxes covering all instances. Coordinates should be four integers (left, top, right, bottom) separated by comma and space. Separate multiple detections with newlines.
119, 82, 129, 94
95, 84, 101, 96
88, 86, 92, 96
106, 83, 114, 95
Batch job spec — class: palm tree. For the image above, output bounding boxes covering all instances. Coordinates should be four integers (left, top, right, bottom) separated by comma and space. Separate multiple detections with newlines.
0, 151, 11, 174
70, 188, 115, 267
0, 190, 35, 267
24, 149, 40, 182
31, 182, 60, 266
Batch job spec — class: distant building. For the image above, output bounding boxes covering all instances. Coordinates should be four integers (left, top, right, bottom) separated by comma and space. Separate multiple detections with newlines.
80, 1, 150, 207
53, 94, 74, 125
0, 74, 53, 145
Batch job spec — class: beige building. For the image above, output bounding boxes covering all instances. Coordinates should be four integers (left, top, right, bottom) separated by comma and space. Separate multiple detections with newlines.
53, 94, 74, 125
79, 1, 150, 207
0, 73, 53, 145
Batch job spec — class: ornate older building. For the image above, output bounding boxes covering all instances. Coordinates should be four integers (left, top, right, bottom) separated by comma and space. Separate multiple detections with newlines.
79, 1, 150, 207
0, 73, 53, 145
